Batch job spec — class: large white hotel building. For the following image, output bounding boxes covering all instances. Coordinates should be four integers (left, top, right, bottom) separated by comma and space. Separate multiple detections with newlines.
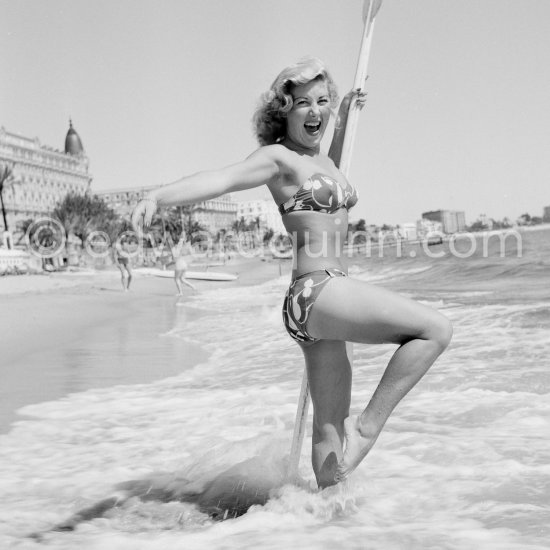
0, 123, 92, 235
1, 124, 287, 241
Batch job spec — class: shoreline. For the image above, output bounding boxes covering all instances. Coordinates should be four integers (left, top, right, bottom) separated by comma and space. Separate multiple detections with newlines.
344, 224, 550, 254
0, 257, 290, 434
0, 278, 205, 433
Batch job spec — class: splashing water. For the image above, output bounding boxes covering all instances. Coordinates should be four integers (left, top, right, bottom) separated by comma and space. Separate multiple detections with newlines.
1, 228, 549, 549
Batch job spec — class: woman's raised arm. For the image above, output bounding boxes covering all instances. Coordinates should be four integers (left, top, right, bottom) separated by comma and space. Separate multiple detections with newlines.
132, 147, 281, 231
328, 89, 367, 169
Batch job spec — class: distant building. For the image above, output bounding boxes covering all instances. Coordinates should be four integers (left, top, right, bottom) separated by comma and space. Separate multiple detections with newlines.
398, 223, 418, 241
543, 206, 550, 223
416, 218, 443, 237
97, 186, 238, 234
236, 198, 286, 234
477, 213, 494, 230
0, 122, 92, 233
191, 195, 239, 234
95, 186, 153, 218
422, 209, 466, 234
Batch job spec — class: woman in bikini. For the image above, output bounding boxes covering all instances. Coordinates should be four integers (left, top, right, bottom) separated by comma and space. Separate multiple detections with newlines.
132, 57, 452, 488
113, 238, 133, 291
171, 233, 196, 295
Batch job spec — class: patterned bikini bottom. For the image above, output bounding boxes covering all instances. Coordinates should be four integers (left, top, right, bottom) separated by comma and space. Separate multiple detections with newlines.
282, 268, 347, 344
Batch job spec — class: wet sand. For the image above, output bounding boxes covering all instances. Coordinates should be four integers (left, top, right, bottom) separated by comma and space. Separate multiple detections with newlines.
0, 257, 291, 433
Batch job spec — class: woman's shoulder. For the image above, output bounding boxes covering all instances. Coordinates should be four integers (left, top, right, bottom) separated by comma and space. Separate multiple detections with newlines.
251, 143, 292, 163
244, 144, 297, 180
257, 144, 311, 174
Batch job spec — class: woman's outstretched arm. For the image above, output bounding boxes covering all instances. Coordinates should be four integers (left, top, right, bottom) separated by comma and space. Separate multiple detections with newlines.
132, 147, 280, 230
328, 89, 367, 169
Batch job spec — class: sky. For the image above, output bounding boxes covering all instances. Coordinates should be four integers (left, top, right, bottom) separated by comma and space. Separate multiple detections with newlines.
1, 0, 549, 225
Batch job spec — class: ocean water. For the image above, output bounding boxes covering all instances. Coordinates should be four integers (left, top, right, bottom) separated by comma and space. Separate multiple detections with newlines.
1, 227, 549, 549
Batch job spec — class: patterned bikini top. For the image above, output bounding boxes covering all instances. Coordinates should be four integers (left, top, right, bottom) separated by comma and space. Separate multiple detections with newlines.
278, 173, 358, 216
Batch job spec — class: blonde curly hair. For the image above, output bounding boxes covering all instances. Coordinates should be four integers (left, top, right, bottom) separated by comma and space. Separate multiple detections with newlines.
252, 57, 339, 146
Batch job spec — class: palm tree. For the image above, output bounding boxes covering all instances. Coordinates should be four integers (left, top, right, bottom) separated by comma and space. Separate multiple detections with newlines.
0, 163, 13, 245
232, 216, 249, 234
262, 228, 274, 244
164, 207, 184, 242
15, 218, 34, 245
52, 193, 119, 242
51, 192, 120, 263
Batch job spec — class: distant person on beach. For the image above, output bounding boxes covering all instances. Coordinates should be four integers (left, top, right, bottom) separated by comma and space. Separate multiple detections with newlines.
132, 57, 452, 488
172, 235, 196, 295
113, 239, 133, 291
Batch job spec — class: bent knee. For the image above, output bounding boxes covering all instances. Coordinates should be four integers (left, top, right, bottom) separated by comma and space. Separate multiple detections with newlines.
427, 315, 453, 351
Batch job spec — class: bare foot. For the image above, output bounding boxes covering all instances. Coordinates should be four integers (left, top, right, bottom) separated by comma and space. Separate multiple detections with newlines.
335, 416, 376, 482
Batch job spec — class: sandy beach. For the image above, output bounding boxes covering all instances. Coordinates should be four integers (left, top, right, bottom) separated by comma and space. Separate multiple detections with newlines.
0, 256, 291, 433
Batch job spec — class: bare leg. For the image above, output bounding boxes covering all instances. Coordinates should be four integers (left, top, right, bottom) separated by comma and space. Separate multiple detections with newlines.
174, 273, 184, 296
116, 265, 127, 291
180, 276, 196, 291
335, 332, 449, 480
175, 271, 196, 295
306, 277, 453, 481
301, 340, 351, 488
125, 267, 132, 290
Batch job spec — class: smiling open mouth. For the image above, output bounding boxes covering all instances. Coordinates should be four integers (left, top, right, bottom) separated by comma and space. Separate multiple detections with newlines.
304, 122, 321, 134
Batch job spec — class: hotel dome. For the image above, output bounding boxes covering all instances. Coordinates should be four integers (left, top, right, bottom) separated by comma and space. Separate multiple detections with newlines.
64, 120, 85, 156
